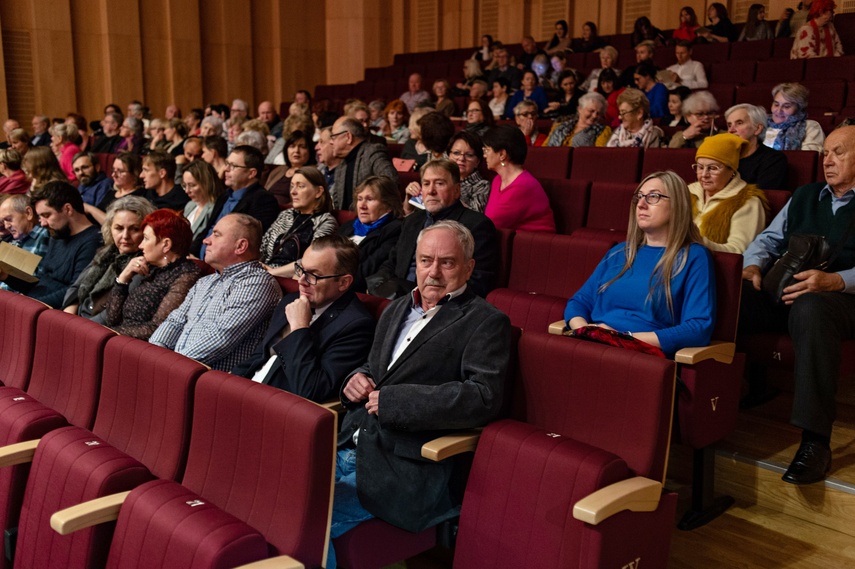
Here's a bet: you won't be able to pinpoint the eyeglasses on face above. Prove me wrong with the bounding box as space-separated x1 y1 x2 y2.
329 130 348 139
294 262 344 285
449 150 477 160
632 191 671 205
692 111 717 118
618 108 639 117
225 162 249 170
516 111 537 118
691 163 725 175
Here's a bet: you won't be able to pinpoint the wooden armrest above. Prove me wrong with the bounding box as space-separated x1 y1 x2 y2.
50 491 131 535
548 320 565 335
319 400 344 414
0 439 39 468
421 429 481 462
233 555 304 569
573 477 662 525
674 341 735 365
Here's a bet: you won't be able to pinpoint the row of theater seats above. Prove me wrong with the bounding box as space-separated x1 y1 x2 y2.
0 291 684 568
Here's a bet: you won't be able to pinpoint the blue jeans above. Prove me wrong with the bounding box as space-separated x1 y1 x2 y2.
327 448 375 569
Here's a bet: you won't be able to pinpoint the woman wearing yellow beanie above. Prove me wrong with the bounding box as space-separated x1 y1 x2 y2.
689 132 769 253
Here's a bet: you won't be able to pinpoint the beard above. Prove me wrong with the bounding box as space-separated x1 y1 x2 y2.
50 223 72 240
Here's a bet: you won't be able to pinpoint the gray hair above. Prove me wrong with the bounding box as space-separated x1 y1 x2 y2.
772 82 809 113
339 118 366 139
201 116 224 132
417 220 475 262
50 122 78 142
4 194 30 214
102 195 156 247
226 212 263 258
579 92 608 114
682 91 719 117
232 99 249 112
368 100 386 113
725 103 768 139
235 130 267 153
514 100 538 116
123 117 143 136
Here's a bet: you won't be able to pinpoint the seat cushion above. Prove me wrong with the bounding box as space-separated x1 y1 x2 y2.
106 479 269 569
334 519 436 569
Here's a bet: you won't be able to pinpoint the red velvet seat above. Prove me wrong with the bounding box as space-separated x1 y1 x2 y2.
803 55 855 82
452 333 678 569
92 372 337 569
0 311 113 568
356 292 392 321
94 153 117 179
710 61 755 85
772 37 794 58
690 42 730 64
755 59 804 84
0 291 46 391
11 337 206 569
802 79 847 113
706 83 736 110
782 150 818 191
729 39 773 61
539 178 589 235
570 147 641 183
764 189 791 223
641 147 697 184
493 227 516 289
572 181 637 241
333 208 357 225
735 83 775 108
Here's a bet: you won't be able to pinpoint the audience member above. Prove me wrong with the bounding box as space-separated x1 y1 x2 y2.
468 79 489 101
738 125 855 485
672 6 700 42
175 135 202 179
699 3 738 42
116 116 145 154
669 91 719 148
331 117 398 210
0 181 102 307
73 151 113 206
400 73 431 113
777 7 796 38
22 146 67 193
725 104 789 190
454 59 485 96
545 70 582 118
482 125 555 233
202 135 229 179
266 130 317 207
162 118 187 156
432 80 456 118
513 100 548 146
30 115 51 147
565 171 715 357
608 88 664 148
488 77 510 119
503 70 548 119
230 99 249 121
546 92 612 147
633 62 668 119
0 193 49 258
545 20 572 55
449 131 491 213
517 35 547 71
141 151 189 211
487 47 522 90
261 166 337 278
182 159 224 241
258 100 283 139
328 220 510 567
184 108 203 136
620 40 657 88
66 113 91 152
50 123 82 181
632 17 667 47
666 86 692 128
367 100 387 133
316 127 341 194
739 4 774 40
147 118 170 153
463 99 494 137
411 111 455 171
764 82 825 152
8 128 31 157
0 119 19 149
164 105 181 120
791 0 843 58
85 152 146 225
581 46 620 92
572 21 607 53
689 133 768 253
199 116 224 137
382 100 410 144
62 196 154 321
666 42 709 89
0 149 29 194
90 112 123 153
790 0 813 37
472 34 494 63
597 68 625 126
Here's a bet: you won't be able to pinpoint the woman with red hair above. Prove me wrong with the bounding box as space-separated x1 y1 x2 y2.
382 99 410 143
791 0 844 58
106 209 202 339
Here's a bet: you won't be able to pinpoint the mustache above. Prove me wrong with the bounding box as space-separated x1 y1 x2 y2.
423 277 445 287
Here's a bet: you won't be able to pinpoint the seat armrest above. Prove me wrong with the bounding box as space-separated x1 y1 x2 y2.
0 439 39 468
548 320 565 335
674 341 735 365
421 429 481 462
572 477 662 525
50 491 131 535
319 399 344 414
233 555 304 569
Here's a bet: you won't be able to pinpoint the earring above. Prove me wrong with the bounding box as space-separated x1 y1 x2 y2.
500 161 505 167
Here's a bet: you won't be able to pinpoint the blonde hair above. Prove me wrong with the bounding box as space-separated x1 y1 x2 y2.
601 170 701 318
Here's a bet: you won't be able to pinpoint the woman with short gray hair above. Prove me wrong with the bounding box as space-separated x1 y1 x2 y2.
546 92 612 147
669 91 719 148
764 82 824 152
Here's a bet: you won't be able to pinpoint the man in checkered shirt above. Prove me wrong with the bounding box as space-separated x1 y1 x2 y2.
150 213 282 371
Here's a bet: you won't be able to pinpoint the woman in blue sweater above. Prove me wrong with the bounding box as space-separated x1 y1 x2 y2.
564 170 716 357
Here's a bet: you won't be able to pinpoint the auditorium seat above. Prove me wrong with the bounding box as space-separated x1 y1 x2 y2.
539 178 590 235
729 39 773 61
772 37 795 58
691 41 730 64
0 291 45 391
356 292 391 321
735 83 774 108
525 146 573 181
333 208 357 225
354 80 375 101
641 147 697 184
494 227 516 289
453 332 677 569
765 189 791 222
95 153 117 179
782 150 818 191
570 147 641 183
755 59 804 84
364 67 384 81
50 372 337 569
572 181 637 240
710 61 755 85
803 55 855 82
705 84 736 110
802 79 847 113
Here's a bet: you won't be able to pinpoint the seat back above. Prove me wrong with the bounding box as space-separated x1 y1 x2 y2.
493 227 516 289
710 61 755 85
640 147 697 185
764 189 791 224
782 150 817 191
526 146 573 180
333 209 357 225
0 291 46 390
93 336 207 481
584 181 637 234
710 251 744 343
570 147 641 183
180 372 336 567
755 59 804 83
802 79 847 113
26 310 114 429
540 178 589 235
729 39 772 61
356 292 391 321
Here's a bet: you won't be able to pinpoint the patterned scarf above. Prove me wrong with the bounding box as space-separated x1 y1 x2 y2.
609 119 657 148
546 115 606 147
766 111 808 151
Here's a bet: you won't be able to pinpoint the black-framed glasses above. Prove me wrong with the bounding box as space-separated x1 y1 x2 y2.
449 150 477 160
225 162 249 170
294 262 344 285
633 191 671 205
329 130 348 139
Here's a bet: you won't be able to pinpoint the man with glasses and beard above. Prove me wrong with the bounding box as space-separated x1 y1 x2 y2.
0 180 101 307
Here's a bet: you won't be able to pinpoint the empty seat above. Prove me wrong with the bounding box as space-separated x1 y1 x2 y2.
525 146 572 180
710 61 755 85
641 147 698 184
539 178 590 235
782 150 818 191
570 147 641 183
772 37 795 58
729 39 773 61
802 80 847 112
706 83 736 110
691 42 730 63
0 291 46 391
573 181 638 238
735 83 775 108
755 59 804 84
803 55 855 82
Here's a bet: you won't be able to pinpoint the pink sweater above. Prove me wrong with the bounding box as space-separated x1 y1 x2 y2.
59 142 82 181
484 169 556 233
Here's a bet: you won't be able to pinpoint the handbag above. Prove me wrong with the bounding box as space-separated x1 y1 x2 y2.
564 325 666 358
762 234 831 303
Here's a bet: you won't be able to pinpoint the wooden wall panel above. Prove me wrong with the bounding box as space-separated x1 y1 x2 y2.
26 0 77 119
0 15 8 120
198 0 253 108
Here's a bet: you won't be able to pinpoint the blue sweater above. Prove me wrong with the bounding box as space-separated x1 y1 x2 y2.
503 87 549 119
645 83 669 119
564 243 716 357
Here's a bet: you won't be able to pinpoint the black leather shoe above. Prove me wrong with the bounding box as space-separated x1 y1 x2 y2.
782 442 831 485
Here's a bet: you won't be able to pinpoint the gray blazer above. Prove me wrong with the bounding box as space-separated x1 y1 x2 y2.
183 201 215 242
338 289 511 532
332 141 399 209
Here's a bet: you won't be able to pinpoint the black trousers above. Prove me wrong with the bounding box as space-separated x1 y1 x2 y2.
739 283 855 437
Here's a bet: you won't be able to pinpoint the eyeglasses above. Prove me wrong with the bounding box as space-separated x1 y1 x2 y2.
516 112 537 118
294 262 344 285
633 191 671 205
692 111 717 118
112 169 128 176
618 108 639 117
225 162 249 170
691 163 726 175
449 150 477 160
329 130 348 139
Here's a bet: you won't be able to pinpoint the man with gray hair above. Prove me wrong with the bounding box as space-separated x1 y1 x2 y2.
726 103 788 190
30 115 50 147
230 99 249 121
330 116 398 209
91 112 123 153
0 119 19 150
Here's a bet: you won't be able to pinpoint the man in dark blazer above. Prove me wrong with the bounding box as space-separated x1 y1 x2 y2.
331 117 398 210
328 221 510 565
231 235 375 402
191 145 279 256
367 158 498 298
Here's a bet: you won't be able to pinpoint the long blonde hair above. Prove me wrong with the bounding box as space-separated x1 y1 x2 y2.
600 170 702 318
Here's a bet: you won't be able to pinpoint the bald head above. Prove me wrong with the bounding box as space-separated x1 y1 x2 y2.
258 101 277 124
823 126 855 196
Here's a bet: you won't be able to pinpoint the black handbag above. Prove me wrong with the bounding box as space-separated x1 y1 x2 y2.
762 234 831 302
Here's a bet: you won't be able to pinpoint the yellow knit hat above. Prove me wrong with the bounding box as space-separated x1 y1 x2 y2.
695 133 747 172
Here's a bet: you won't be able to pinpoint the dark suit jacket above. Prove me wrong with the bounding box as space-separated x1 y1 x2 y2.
338 218 403 293
332 141 399 209
339 289 510 532
190 182 280 255
31 132 51 147
368 201 498 298
232 290 375 402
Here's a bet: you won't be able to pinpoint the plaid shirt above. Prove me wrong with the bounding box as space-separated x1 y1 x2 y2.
149 260 282 371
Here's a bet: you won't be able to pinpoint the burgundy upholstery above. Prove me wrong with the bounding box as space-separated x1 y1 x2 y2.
356 292 392 321
539 178 589 235
729 39 773 61
95 153 116 179
755 59 804 83
190 258 216 277
0 290 45 390
782 150 818 191
640 147 697 184
690 41 730 63
772 37 795 58
333 209 357 225
803 55 855 82
387 143 404 158
765 190 791 223
570 147 641 183
493 227 516 289
576 181 637 236
526 146 573 180
735 83 774 108
105 479 268 569
486 289 567 332
710 61 755 85
334 521 437 569
276 276 300 294
705 83 735 110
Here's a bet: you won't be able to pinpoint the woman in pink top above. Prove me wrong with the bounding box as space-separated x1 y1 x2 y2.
482 125 556 233
49 123 82 182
